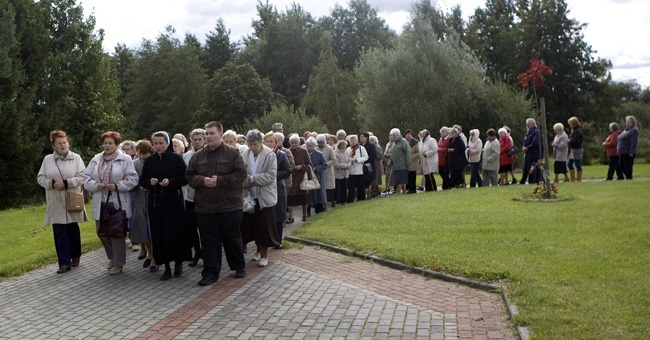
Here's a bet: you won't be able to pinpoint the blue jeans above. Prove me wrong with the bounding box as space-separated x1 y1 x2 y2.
568 158 582 172
469 162 482 187
607 156 623 180
52 223 81 266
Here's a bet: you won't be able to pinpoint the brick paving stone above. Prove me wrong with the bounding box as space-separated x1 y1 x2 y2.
2 226 515 340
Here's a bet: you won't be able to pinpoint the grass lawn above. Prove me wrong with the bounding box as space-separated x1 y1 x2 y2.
0 204 101 278
294 163 650 340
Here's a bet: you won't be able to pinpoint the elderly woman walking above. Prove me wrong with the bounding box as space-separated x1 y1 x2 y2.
316 134 336 207
418 129 438 192
307 137 329 213
618 115 639 179
602 123 624 180
287 134 313 222
38 130 88 274
85 131 138 275
551 123 569 183
241 130 279 267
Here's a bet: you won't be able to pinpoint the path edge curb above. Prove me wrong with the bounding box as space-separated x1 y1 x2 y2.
285 235 530 340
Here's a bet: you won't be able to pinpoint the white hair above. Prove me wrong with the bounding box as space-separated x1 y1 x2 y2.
336 129 346 137
305 137 317 147
369 135 378 143
526 118 537 126
498 128 508 135
316 134 326 143
289 133 300 143
389 128 401 136
439 126 449 134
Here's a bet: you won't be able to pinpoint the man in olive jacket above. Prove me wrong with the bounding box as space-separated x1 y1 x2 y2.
186 121 248 286
390 128 411 195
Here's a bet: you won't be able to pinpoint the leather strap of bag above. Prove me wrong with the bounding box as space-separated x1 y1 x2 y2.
105 190 123 210
53 158 70 192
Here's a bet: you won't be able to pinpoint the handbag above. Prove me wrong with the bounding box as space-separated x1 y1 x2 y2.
300 166 321 191
243 188 256 213
98 191 128 238
54 159 84 212
507 146 520 156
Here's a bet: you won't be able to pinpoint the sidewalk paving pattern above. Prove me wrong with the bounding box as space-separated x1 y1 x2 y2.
0 212 516 339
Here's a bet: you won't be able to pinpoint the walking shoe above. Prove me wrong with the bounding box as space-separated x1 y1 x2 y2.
198 277 218 286
149 265 159 273
174 263 183 278
57 266 71 274
252 252 261 261
259 258 268 267
160 271 172 281
143 258 152 268
235 269 246 278
107 260 113 270
132 244 140 252
109 266 122 275
286 218 294 224
71 258 80 267
188 253 201 267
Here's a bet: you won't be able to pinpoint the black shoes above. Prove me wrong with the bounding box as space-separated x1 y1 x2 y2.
160 270 172 281
174 263 183 278
188 253 201 267
198 277 218 286
235 269 246 278
143 258 152 268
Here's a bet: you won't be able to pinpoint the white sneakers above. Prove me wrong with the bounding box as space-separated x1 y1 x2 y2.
259 258 268 267
251 252 268 266
252 252 261 261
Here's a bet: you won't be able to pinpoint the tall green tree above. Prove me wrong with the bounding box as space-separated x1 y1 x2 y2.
319 0 395 70
129 26 206 137
195 62 274 130
241 1 321 109
302 32 360 133
203 19 235 76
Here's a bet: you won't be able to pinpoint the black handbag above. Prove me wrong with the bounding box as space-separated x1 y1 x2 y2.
507 146 520 156
98 191 128 238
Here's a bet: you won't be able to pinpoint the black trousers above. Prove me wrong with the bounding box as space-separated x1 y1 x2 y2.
439 165 451 190
335 178 347 204
619 154 635 179
521 156 540 184
185 201 201 256
407 171 417 193
196 210 246 281
346 174 365 203
423 172 437 192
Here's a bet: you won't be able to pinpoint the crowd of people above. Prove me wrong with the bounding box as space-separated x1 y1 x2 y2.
37 115 640 284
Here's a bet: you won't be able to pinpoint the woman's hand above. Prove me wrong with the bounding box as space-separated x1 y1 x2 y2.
96 184 105 191
150 178 159 186
53 180 66 190
160 178 170 187
106 183 117 191
295 165 303 171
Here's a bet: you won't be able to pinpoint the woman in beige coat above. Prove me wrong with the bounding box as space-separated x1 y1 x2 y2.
241 130 278 267
418 129 438 192
84 131 138 275
37 130 88 274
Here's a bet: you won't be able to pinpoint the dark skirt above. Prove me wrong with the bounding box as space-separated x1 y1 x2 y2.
498 164 513 174
148 208 192 264
287 193 308 206
241 202 279 248
554 161 567 174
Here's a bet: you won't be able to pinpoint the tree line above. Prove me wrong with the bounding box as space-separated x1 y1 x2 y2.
1 0 648 209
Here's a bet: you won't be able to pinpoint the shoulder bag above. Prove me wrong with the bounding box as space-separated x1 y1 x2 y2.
98 191 128 238
507 146 520 156
55 159 85 212
300 165 321 191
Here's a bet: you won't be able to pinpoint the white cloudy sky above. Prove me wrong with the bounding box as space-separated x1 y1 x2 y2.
80 0 650 87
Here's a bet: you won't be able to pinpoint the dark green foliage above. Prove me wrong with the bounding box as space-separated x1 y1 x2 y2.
195 62 274 130
203 19 235 76
238 105 329 137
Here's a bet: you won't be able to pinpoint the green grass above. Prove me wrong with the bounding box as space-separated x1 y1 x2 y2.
0 204 101 279
294 163 650 340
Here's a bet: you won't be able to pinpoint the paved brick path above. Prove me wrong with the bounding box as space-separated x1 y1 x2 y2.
0 214 516 339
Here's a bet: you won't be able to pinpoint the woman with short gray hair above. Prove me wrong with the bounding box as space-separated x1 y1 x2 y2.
617 115 639 179
602 122 623 180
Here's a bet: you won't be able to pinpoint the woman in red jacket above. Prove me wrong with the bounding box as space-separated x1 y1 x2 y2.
437 127 451 190
602 122 624 180
498 128 515 186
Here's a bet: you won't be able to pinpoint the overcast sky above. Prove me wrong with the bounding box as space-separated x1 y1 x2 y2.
80 0 650 87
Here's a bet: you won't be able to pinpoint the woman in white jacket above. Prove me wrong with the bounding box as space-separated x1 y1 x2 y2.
84 131 138 275
241 130 278 267
345 135 369 203
467 129 483 188
37 130 88 274
418 129 439 192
